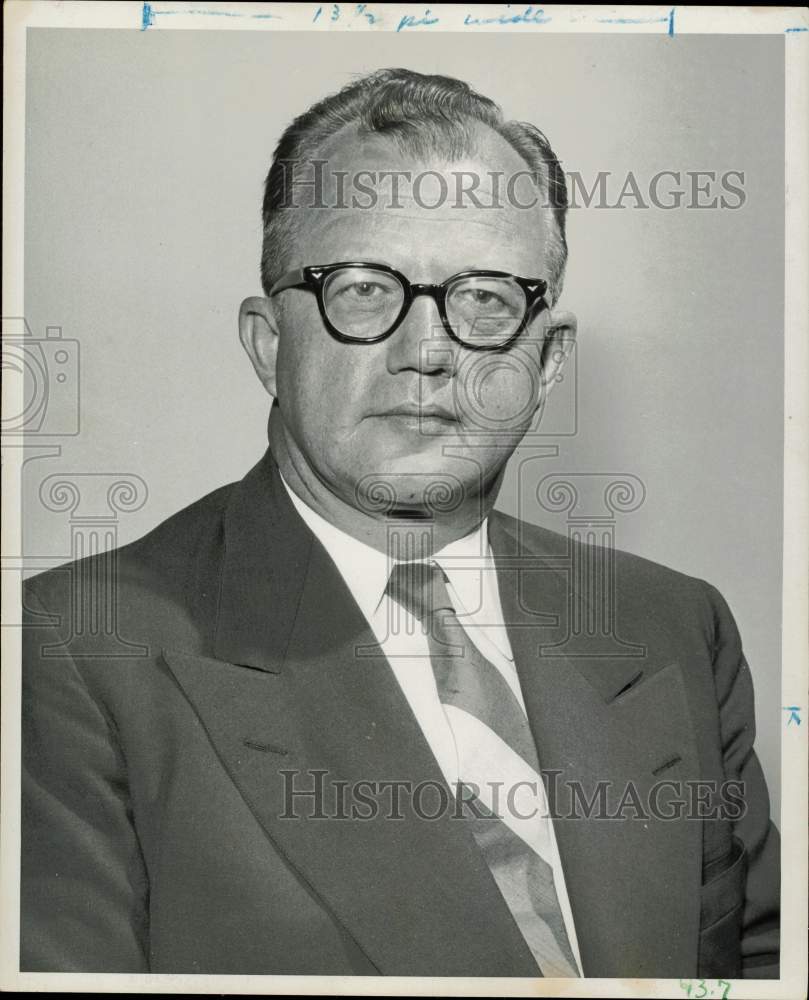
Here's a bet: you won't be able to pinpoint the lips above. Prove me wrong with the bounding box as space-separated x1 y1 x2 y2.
381 404 457 422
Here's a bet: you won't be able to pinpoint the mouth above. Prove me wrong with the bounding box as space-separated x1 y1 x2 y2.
380 405 458 423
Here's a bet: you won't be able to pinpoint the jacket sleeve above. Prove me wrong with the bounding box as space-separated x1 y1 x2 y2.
703 581 780 979
21 582 150 972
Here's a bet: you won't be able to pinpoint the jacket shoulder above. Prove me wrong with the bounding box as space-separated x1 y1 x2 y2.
493 508 722 634
24 481 237 610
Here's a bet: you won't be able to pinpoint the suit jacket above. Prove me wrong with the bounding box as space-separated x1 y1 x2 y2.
20 446 780 978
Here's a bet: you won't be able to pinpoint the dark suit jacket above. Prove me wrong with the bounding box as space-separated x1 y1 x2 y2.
21 447 779 977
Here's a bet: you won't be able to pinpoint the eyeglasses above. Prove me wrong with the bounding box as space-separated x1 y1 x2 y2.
268 262 548 351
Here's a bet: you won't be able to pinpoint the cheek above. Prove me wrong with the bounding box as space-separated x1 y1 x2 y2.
453 348 545 432
278 349 354 430
274 303 372 437
275 300 338 404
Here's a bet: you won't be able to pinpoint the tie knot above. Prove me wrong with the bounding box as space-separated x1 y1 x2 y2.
385 561 454 622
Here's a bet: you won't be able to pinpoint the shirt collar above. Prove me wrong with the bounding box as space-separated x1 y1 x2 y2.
280 474 389 625
279 472 510 660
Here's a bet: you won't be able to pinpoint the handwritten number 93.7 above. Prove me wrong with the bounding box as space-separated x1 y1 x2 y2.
680 981 732 999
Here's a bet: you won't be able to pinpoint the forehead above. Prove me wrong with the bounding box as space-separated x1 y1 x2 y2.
289 123 551 277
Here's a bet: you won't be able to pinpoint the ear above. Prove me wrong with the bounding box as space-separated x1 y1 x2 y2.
239 296 282 398
539 308 577 398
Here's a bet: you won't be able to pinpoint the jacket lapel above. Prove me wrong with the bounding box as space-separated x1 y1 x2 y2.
164 450 539 976
489 513 702 977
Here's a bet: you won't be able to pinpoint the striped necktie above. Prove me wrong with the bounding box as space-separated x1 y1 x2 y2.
386 560 581 978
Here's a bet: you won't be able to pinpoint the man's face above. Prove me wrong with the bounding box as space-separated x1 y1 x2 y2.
262 125 567 514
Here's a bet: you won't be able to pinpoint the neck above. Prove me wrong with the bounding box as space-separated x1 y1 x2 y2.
269 412 502 557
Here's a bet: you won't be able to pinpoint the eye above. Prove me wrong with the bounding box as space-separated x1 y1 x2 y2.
325 269 402 305
450 283 517 313
461 287 506 306
340 281 390 299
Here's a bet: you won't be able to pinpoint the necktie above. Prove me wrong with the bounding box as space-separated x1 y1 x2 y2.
386 560 581 978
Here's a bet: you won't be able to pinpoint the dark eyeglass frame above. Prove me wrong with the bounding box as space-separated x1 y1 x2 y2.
268 261 548 351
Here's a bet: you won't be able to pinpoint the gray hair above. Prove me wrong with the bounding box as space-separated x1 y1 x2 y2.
261 68 569 304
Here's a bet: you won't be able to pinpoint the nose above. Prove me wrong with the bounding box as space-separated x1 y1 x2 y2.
385 293 458 377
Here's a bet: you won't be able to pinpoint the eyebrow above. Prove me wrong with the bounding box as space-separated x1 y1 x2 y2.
325 260 504 275
335 258 396 268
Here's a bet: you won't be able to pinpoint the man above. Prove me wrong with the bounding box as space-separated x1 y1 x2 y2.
21 68 779 978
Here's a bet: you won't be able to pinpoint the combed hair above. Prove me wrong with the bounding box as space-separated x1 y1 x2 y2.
261 68 569 303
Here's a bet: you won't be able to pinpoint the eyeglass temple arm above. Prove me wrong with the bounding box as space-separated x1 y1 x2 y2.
268 268 307 297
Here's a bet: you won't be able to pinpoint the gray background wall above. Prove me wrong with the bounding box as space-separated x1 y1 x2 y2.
22 30 784 816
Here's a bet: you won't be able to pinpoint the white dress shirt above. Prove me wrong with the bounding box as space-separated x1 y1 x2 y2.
280 474 582 971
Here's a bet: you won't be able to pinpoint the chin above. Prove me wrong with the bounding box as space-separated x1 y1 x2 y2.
348 448 484 519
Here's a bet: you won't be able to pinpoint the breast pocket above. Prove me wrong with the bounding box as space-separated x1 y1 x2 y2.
698 836 747 978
